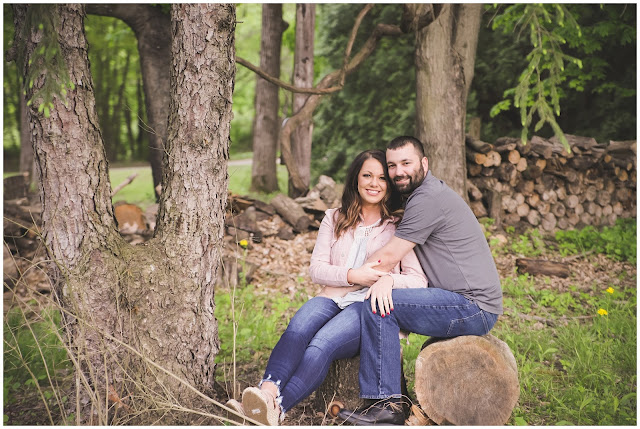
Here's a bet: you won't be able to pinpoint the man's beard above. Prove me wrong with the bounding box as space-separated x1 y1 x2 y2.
393 164 426 194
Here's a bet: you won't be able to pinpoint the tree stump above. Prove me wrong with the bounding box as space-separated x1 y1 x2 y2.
414 335 519 425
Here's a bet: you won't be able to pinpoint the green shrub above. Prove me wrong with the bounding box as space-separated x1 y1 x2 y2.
555 218 636 263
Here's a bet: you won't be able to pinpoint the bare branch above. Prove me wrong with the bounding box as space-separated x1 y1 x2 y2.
235 57 343 95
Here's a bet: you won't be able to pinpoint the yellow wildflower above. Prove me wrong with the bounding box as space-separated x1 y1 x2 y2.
239 239 249 249
606 287 614 294
597 308 608 316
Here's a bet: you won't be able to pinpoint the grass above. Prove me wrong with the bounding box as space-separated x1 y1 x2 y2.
3 160 636 425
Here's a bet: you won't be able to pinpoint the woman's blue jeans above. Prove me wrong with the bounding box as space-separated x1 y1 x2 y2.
262 297 362 412
358 287 499 399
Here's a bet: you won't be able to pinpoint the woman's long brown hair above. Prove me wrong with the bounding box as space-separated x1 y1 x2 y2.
333 150 401 238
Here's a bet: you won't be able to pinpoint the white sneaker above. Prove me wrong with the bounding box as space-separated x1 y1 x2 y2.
242 386 280 426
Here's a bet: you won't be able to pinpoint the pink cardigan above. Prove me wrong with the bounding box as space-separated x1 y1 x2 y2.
309 208 427 294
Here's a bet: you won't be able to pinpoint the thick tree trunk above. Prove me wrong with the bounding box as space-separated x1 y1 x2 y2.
288 3 315 198
415 4 482 200
16 4 234 424
251 4 285 193
86 4 170 201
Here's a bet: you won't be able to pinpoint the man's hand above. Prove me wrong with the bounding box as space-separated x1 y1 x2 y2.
365 275 394 316
347 261 388 286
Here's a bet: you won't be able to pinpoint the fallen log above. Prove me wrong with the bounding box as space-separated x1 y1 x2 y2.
515 258 570 278
271 194 310 232
414 335 519 426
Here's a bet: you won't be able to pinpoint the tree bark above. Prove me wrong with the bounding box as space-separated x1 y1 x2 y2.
415 4 482 200
86 4 171 201
16 4 234 424
288 3 316 198
251 4 286 193
19 90 35 182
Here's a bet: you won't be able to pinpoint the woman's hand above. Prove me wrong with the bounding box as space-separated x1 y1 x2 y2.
347 261 388 286
365 275 394 316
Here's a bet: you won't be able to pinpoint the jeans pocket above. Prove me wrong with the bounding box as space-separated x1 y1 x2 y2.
446 311 489 337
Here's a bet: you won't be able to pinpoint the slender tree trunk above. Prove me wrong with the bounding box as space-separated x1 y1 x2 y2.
15 4 235 424
415 4 481 200
86 4 171 201
288 3 315 198
19 91 35 180
250 4 286 193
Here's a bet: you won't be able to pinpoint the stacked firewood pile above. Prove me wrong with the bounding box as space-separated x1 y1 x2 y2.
465 134 636 231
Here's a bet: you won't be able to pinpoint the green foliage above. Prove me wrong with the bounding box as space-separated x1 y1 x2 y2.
4 305 70 406
477 4 636 144
555 218 637 264
311 4 415 183
510 228 546 257
215 283 308 366
491 4 583 149
495 283 636 425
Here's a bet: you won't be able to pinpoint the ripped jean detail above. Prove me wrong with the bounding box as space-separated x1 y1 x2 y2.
259 374 285 420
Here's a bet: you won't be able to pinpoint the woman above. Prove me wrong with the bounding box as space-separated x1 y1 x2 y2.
227 150 427 425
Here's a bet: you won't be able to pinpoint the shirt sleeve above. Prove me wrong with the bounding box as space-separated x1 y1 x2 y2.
309 210 352 287
394 190 443 245
388 248 428 289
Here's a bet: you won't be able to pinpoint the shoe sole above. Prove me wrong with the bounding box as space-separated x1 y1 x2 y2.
225 399 246 425
242 387 278 425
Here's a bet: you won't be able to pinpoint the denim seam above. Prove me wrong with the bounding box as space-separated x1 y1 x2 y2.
445 310 484 336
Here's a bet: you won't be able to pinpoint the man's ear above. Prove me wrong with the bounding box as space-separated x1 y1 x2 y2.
422 157 429 174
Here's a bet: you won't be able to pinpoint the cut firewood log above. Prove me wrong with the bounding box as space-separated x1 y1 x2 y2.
514 193 525 205
526 209 540 226
541 189 558 204
557 217 569 230
507 150 521 165
567 212 580 226
504 212 521 225
529 136 554 158
612 201 624 215
584 185 597 202
501 196 518 214
527 193 540 208
555 185 567 201
516 257 570 278
596 190 611 207
551 203 566 218
541 213 557 231
522 165 542 180
414 335 519 426
607 139 636 155
566 194 580 209
465 135 493 154
537 201 551 216
516 203 530 218
470 200 488 218
466 148 487 165
515 180 535 196
483 151 502 168
495 142 517 154
468 163 483 176
535 158 547 171
574 203 584 216
515 157 528 172
271 194 310 232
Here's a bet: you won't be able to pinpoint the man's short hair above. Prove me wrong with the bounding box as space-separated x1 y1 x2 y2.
387 136 426 159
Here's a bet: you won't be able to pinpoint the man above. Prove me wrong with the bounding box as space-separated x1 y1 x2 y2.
338 136 503 425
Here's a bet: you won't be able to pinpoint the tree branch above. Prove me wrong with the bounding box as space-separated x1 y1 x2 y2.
235 57 343 95
282 20 405 192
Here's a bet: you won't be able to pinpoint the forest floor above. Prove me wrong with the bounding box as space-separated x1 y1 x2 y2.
4 219 637 425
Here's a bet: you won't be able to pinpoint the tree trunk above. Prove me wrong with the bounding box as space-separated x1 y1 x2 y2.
16 4 234 424
415 4 482 200
288 3 315 198
251 4 285 193
19 90 35 182
86 4 171 201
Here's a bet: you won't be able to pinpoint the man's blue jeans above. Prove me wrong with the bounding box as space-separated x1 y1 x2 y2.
262 297 362 412
358 287 499 399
